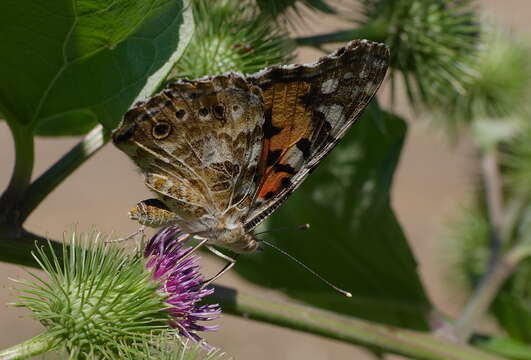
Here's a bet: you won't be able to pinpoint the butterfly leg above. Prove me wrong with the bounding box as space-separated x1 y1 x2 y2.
106 225 146 243
201 246 239 288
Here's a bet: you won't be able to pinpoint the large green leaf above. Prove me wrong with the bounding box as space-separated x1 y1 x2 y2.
234 105 431 329
0 0 193 135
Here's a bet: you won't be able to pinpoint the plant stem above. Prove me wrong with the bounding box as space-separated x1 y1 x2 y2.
481 149 505 268
295 21 388 48
210 285 503 360
0 334 55 360
0 228 63 268
452 253 514 342
451 148 508 342
20 125 109 222
0 122 34 227
452 242 531 343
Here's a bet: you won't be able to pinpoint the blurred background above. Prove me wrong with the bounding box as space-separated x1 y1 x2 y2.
1 0 530 358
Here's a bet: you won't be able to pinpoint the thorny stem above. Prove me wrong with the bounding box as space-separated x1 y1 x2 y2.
210 286 503 360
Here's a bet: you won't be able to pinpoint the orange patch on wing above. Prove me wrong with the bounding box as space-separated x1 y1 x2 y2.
264 81 312 150
258 171 291 199
257 81 313 199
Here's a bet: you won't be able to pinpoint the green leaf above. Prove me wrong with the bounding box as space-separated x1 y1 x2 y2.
477 337 531 360
234 105 430 329
0 0 194 135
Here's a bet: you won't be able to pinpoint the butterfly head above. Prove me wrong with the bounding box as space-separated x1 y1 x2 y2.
193 221 260 253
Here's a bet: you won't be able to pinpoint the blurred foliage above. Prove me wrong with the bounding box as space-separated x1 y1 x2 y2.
359 0 479 107
448 202 531 345
172 0 294 79
435 28 531 138
236 104 430 330
254 0 336 19
502 124 531 197
447 205 490 286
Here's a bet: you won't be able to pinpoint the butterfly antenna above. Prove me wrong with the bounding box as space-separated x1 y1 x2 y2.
255 223 310 235
260 239 352 298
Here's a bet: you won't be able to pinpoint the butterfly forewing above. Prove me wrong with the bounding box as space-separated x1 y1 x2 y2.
244 40 390 231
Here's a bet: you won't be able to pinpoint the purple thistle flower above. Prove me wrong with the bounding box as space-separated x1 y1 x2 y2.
144 227 221 343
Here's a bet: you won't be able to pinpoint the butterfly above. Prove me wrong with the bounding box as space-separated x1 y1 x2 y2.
112 39 389 255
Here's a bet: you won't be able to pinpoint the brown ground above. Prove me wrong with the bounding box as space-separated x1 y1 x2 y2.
1 1 530 358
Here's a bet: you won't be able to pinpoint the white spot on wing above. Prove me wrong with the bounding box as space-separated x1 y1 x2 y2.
343 72 354 80
318 104 345 129
321 78 339 94
359 65 368 79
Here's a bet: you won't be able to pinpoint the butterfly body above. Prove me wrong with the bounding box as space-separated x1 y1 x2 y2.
113 40 389 253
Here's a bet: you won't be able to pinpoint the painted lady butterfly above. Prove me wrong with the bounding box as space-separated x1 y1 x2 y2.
113 39 389 255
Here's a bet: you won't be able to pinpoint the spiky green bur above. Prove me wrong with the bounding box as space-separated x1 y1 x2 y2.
14 232 173 358
454 28 531 142
112 334 230 360
172 0 294 79
359 0 479 107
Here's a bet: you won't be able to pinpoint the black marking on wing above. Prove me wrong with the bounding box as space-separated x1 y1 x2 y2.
244 39 390 232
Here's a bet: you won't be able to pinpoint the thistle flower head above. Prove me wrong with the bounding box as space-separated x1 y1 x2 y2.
145 227 221 343
14 230 220 358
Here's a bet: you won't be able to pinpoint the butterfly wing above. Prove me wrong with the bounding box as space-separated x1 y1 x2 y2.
244 40 390 231
113 74 265 233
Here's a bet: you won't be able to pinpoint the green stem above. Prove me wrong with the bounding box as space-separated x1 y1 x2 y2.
452 243 531 342
0 333 55 360
210 285 503 360
451 148 508 342
481 149 504 269
0 122 34 227
20 125 109 222
452 256 513 342
0 228 62 268
295 21 388 48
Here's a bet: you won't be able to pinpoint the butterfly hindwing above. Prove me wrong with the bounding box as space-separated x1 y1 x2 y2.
244 40 390 231
115 74 265 233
